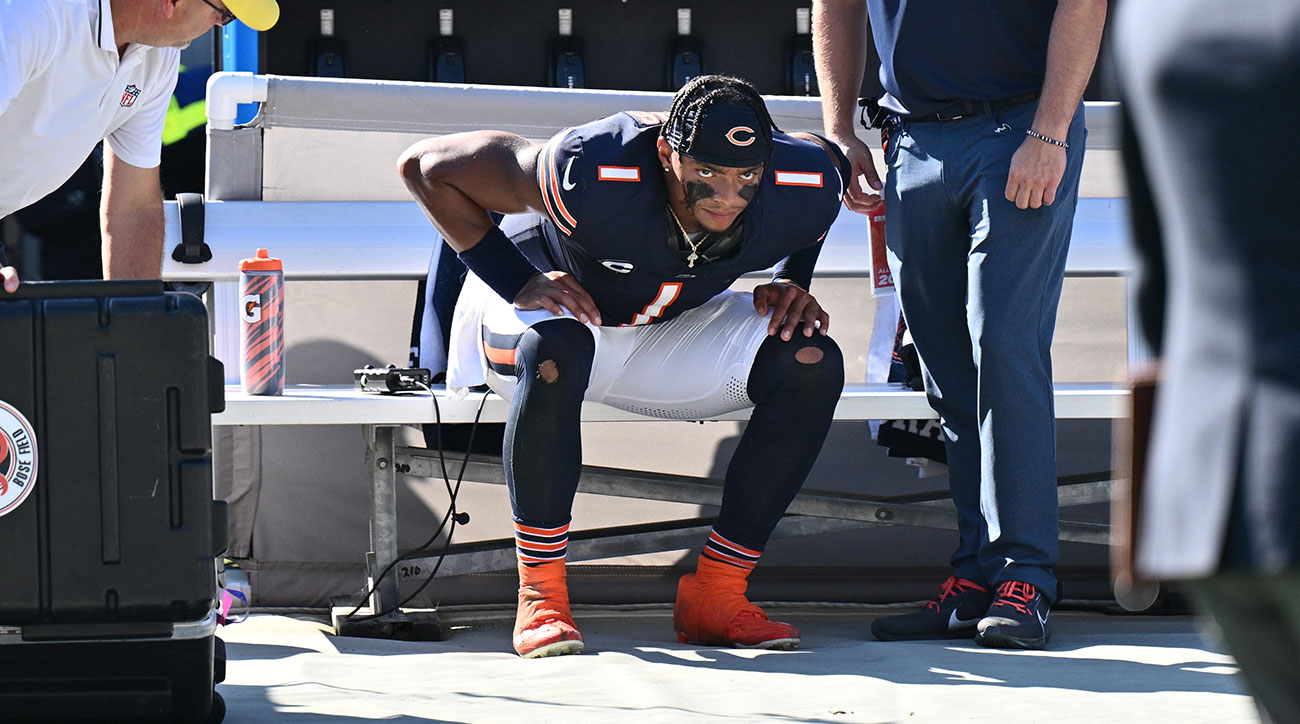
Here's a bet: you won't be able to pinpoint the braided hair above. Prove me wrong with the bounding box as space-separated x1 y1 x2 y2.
662 75 780 160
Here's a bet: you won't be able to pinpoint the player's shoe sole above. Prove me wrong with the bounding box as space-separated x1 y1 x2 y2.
514 619 585 658
519 638 586 659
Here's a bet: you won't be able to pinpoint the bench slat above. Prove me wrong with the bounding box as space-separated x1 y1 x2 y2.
214 382 1128 426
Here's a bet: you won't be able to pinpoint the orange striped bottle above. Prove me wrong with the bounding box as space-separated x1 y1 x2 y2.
239 248 285 395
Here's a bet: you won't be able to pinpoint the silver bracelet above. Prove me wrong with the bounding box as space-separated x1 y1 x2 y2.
1026 128 1069 149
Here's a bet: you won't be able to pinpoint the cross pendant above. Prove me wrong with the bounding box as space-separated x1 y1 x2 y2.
686 252 698 268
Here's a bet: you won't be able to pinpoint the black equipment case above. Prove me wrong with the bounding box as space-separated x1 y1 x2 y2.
0 281 227 723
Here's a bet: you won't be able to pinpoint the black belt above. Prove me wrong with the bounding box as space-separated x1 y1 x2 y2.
907 92 1039 123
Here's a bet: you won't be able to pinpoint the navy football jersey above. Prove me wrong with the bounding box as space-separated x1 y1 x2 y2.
504 111 848 327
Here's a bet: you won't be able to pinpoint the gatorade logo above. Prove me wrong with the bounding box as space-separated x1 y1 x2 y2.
242 293 262 323
725 126 756 147
0 400 38 518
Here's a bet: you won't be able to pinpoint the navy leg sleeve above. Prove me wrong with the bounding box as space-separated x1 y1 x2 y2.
715 333 845 550
504 319 595 526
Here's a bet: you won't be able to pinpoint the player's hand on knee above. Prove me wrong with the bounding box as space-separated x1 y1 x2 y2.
754 281 829 340
1 265 19 294
514 271 602 326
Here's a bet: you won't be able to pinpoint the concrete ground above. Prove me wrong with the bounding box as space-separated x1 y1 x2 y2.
216 605 1258 724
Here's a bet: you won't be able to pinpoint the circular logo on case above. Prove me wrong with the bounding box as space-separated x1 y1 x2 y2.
0 400 38 518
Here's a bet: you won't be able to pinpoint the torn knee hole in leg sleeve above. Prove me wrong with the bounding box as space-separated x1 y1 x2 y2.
795 346 824 365
537 360 560 383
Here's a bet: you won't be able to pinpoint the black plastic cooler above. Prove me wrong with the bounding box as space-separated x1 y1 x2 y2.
0 281 227 723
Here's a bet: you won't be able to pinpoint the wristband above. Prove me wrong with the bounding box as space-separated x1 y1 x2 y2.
1025 128 1069 149
457 227 539 302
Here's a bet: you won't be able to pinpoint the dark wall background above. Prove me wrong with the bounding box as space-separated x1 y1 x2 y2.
259 1 859 95
255 1 1119 98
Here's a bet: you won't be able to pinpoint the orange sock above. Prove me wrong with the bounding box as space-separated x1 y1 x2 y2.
513 560 584 658
673 553 800 649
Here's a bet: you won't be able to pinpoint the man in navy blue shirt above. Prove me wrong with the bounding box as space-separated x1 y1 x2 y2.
400 75 850 658
814 0 1106 649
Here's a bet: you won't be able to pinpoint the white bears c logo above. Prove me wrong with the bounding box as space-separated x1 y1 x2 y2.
0 400 38 518
242 293 262 323
725 126 756 147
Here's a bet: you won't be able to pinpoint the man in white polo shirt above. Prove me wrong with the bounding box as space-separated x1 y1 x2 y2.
0 0 280 292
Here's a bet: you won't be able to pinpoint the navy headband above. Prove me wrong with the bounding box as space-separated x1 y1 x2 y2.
665 102 771 168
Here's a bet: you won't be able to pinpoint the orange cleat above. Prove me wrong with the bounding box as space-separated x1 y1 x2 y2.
512 560 584 658
672 554 800 649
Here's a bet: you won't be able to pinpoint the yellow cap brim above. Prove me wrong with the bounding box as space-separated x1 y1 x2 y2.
225 0 279 31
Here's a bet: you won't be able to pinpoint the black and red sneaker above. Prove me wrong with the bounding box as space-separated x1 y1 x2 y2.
871 576 993 641
975 580 1051 650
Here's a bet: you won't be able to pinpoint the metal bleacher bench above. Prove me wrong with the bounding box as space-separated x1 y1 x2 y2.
160 191 1136 631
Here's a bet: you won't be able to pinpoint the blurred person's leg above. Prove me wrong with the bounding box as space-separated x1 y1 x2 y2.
1187 572 1300 724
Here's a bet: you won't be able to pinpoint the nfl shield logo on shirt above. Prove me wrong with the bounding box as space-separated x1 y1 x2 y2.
120 84 141 107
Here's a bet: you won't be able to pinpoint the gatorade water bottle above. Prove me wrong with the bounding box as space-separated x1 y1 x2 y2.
239 248 285 395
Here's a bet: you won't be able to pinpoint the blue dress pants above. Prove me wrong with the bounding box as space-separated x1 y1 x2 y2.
883 100 1087 602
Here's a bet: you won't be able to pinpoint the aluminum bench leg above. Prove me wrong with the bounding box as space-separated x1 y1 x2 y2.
331 424 442 641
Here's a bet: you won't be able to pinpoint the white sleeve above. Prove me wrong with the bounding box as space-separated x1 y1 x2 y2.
104 48 180 169
0 1 59 118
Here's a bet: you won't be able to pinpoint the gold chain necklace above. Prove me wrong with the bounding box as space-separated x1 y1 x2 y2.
667 205 709 268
